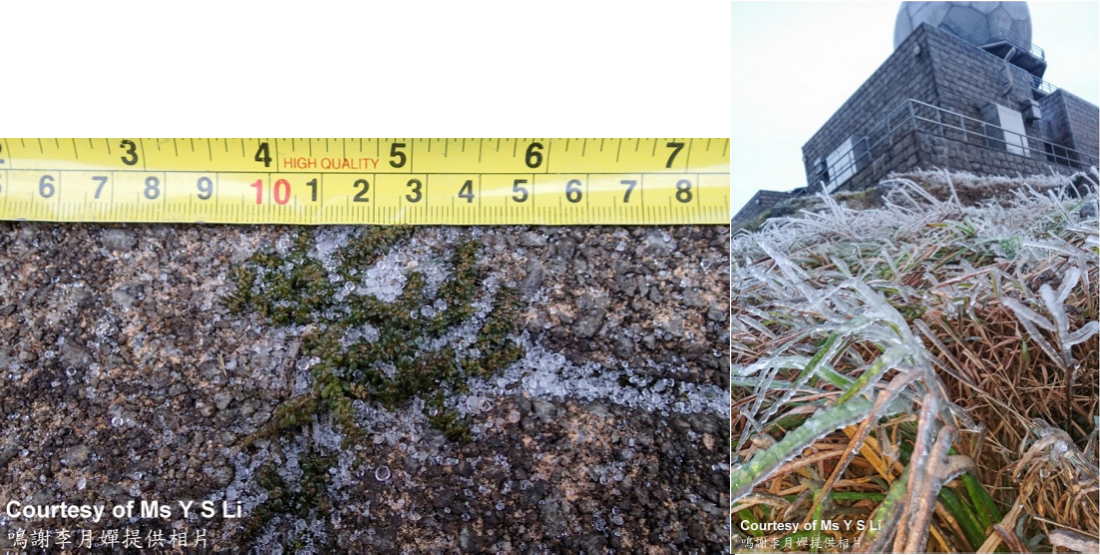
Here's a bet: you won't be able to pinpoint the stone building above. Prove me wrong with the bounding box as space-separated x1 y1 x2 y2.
731 189 797 226
734 1 1099 226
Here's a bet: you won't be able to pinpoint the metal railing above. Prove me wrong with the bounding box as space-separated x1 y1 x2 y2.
811 99 1098 192
957 27 1045 60
1030 75 1059 96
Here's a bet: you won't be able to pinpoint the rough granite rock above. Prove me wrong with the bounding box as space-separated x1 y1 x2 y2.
0 223 730 553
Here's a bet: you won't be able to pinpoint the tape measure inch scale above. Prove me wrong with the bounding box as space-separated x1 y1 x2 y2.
0 138 728 225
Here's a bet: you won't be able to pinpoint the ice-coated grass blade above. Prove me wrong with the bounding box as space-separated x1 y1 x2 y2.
733 169 1099 553
811 486 826 553
835 345 908 405
731 396 875 503
861 466 910 552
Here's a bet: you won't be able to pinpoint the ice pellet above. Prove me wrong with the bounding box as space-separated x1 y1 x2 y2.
374 466 391 482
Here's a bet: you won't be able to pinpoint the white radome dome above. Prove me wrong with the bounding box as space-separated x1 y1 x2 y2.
894 1 1032 49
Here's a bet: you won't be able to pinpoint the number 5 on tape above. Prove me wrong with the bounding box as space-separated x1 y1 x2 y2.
0 138 730 225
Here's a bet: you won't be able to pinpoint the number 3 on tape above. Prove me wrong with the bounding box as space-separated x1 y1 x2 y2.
0 138 729 225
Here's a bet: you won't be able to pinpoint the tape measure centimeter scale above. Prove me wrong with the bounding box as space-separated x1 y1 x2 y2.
0 138 729 225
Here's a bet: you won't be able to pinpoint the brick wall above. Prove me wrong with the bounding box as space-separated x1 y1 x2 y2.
838 130 923 192
732 190 793 225
917 129 1078 177
801 22 1058 191
801 25 939 190
829 126 1078 196
923 23 1038 133
1038 90 1099 167
827 122 1084 196
1061 90 1100 158
1040 90 1075 149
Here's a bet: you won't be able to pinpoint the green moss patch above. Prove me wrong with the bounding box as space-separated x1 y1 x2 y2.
230 226 525 448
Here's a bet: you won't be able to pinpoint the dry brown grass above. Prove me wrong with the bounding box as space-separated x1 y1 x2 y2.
732 170 1100 553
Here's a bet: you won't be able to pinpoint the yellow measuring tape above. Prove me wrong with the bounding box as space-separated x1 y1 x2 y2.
0 138 728 225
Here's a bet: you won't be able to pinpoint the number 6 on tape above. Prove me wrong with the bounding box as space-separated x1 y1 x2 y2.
0 138 730 225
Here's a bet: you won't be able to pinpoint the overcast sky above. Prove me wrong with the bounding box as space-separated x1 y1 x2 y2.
731 1 1100 215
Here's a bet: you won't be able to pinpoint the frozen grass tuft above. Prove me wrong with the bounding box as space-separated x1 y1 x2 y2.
732 169 1099 553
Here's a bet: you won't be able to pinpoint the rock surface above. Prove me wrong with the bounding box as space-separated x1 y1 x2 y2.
0 223 730 552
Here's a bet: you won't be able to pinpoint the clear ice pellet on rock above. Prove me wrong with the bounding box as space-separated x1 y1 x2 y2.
374 466 391 482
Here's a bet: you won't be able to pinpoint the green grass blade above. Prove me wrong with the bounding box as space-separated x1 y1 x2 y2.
731 396 874 502
819 491 886 502
736 508 765 538
811 487 825 554
863 467 910 549
788 331 843 392
835 345 907 405
939 486 985 551
962 472 1002 528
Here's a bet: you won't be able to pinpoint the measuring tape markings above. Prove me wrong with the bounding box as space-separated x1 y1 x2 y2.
0 139 729 225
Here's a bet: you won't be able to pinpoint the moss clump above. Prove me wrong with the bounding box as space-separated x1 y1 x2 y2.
462 286 526 378
230 227 526 549
228 227 525 447
429 239 479 333
242 450 336 547
337 225 415 281
227 230 333 326
224 265 256 313
426 395 472 443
